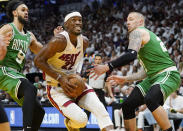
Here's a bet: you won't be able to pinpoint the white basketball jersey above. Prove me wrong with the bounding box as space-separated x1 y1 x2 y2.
46 31 84 86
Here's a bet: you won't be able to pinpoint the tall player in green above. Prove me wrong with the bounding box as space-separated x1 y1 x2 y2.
0 0 45 131
90 12 180 131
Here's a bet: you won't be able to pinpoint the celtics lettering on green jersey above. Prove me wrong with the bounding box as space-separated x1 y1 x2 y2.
0 23 31 72
138 27 175 77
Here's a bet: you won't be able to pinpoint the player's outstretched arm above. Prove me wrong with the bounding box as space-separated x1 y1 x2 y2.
88 29 143 79
29 32 43 54
107 67 146 86
107 29 142 70
124 66 146 82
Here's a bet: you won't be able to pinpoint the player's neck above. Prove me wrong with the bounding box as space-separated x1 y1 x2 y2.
69 33 78 45
13 20 24 33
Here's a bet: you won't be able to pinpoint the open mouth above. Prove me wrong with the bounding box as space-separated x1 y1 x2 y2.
24 16 28 20
75 26 81 31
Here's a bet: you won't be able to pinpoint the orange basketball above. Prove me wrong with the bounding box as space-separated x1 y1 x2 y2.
67 74 85 98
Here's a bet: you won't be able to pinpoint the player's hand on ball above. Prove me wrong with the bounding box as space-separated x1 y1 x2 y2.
107 75 127 85
58 76 77 97
58 74 85 99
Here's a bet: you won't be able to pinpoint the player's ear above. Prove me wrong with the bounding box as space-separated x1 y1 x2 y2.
139 19 144 25
12 10 17 17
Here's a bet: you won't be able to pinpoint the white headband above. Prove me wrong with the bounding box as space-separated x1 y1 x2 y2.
64 12 82 23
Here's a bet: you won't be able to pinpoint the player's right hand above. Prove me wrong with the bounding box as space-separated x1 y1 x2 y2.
58 76 77 97
107 75 127 86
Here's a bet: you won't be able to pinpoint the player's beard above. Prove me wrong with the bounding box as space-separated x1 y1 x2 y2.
73 27 82 36
18 15 28 25
72 29 82 36
74 32 81 36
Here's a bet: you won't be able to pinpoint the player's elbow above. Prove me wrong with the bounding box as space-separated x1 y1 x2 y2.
0 53 6 60
34 55 43 68
0 55 5 60
0 47 7 60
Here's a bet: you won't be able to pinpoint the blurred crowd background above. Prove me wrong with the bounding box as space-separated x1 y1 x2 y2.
0 0 183 130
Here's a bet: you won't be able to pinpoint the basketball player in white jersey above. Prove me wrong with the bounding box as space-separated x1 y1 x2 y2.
34 12 113 131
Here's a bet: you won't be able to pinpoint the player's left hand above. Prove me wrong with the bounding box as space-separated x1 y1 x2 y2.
107 75 127 85
87 64 109 80
53 26 64 36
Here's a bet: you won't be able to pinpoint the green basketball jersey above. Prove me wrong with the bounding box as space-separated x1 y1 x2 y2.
138 27 175 77
0 23 31 72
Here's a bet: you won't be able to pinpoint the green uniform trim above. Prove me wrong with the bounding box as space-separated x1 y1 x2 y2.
137 70 181 102
0 66 25 106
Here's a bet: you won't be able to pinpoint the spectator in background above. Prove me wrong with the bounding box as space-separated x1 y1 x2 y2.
83 54 114 124
163 91 183 130
137 105 157 131
113 85 134 131
114 108 124 131
33 76 42 89
33 76 44 100
84 54 114 107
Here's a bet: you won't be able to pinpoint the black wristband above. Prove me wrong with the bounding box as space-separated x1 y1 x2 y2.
108 63 114 72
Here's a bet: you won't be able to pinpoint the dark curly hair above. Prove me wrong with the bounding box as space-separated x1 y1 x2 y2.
6 0 24 20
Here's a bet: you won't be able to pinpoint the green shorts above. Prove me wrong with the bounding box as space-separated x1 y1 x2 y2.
0 66 25 106
137 71 181 102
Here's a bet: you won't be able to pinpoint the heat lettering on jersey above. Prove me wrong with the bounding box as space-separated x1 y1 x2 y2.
59 51 81 70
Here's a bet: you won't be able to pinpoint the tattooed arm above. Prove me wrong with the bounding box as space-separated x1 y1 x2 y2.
88 29 143 79
106 29 142 70
128 29 142 52
125 66 146 81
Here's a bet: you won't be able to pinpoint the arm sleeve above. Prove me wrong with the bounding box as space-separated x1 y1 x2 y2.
108 49 137 71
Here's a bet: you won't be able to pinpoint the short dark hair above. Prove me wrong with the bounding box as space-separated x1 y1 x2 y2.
95 54 102 58
6 0 24 20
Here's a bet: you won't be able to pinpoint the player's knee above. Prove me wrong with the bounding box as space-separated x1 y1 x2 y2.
144 94 158 112
93 102 108 117
20 78 37 95
144 84 164 112
75 112 88 128
121 101 135 119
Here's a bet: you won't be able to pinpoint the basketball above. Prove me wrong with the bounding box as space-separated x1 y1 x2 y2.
67 74 85 98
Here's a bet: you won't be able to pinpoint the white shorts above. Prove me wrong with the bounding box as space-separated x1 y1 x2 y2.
46 83 94 114
46 83 113 129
